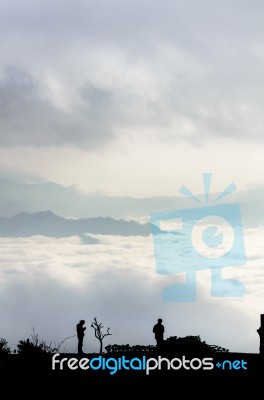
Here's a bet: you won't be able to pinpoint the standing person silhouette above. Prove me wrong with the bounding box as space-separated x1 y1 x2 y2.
76 320 86 355
153 318 165 349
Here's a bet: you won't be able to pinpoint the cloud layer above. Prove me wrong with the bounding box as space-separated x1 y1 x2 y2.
0 228 263 354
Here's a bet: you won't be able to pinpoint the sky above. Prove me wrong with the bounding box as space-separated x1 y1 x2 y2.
0 0 264 196
0 0 264 355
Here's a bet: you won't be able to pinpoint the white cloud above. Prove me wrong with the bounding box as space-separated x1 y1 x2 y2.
0 228 263 354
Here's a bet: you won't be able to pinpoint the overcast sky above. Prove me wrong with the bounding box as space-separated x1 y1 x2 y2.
0 0 264 195
0 0 264 356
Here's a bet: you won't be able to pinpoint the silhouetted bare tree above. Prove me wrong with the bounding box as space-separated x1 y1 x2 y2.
91 317 112 354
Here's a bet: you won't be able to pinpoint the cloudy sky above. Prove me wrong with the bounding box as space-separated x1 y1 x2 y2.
0 0 264 195
0 0 264 356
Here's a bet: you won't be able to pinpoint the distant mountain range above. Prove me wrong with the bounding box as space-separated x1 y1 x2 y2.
0 177 263 227
0 177 189 219
0 210 152 241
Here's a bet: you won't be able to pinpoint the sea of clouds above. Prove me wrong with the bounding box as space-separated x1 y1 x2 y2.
0 226 263 355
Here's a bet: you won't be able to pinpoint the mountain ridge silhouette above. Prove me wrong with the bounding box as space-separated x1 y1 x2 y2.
0 210 152 239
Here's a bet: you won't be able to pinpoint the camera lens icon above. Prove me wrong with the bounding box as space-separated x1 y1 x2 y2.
151 203 246 273
191 215 234 259
150 174 247 301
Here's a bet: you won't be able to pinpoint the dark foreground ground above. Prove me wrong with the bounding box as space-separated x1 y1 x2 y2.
1 351 263 391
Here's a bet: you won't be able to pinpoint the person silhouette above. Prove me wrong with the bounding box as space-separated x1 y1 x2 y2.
76 320 86 355
153 318 165 349
257 314 264 355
